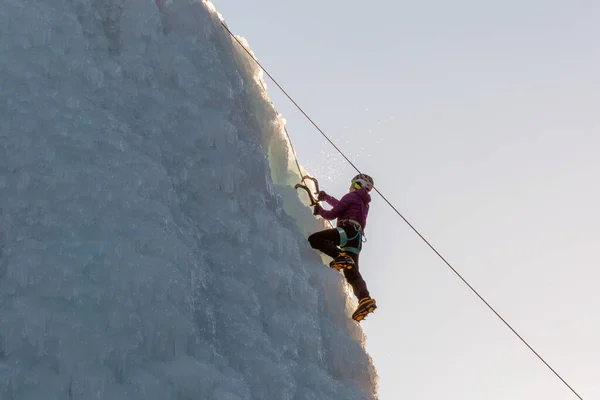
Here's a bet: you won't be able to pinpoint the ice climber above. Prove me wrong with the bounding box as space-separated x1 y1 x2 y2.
308 174 377 321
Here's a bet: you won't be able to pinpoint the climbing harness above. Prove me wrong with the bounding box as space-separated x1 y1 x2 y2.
219 18 584 400
336 226 361 255
338 219 362 233
337 219 366 245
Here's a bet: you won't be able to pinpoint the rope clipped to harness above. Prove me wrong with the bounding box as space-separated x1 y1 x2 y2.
295 175 320 206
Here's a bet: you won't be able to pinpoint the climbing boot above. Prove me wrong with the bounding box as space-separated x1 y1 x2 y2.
352 297 377 322
329 252 355 271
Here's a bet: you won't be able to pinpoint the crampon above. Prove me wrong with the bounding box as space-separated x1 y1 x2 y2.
352 297 377 322
329 252 355 271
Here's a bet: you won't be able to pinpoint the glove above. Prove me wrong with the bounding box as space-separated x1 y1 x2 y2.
313 204 322 216
317 191 327 201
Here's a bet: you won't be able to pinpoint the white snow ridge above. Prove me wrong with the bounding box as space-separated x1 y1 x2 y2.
0 1 378 399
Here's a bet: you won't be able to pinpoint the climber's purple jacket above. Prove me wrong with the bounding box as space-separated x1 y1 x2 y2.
316 188 371 230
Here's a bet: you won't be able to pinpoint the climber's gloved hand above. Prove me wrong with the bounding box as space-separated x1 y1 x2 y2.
313 204 322 216
316 191 327 201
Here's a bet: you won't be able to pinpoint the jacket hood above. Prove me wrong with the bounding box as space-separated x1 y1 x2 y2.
355 187 371 205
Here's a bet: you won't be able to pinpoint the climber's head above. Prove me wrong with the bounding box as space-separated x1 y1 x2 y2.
350 174 374 192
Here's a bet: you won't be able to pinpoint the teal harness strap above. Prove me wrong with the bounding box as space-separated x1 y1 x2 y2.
337 227 362 255
336 227 348 247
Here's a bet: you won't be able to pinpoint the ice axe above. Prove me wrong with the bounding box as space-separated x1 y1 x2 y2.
294 175 320 206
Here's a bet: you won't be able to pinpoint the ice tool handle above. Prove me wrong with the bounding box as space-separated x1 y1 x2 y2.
295 175 320 206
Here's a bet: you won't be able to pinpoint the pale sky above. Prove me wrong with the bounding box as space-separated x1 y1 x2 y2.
213 1 600 399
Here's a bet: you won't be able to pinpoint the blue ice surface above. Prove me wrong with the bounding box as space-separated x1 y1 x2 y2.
0 1 378 399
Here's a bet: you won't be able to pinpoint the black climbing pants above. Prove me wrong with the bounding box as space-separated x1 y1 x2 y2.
308 225 370 300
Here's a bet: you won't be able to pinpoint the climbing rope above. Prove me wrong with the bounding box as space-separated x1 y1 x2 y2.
282 126 303 180
282 126 333 229
219 20 584 400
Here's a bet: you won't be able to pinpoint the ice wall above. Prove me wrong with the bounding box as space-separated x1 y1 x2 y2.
0 0 378 398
